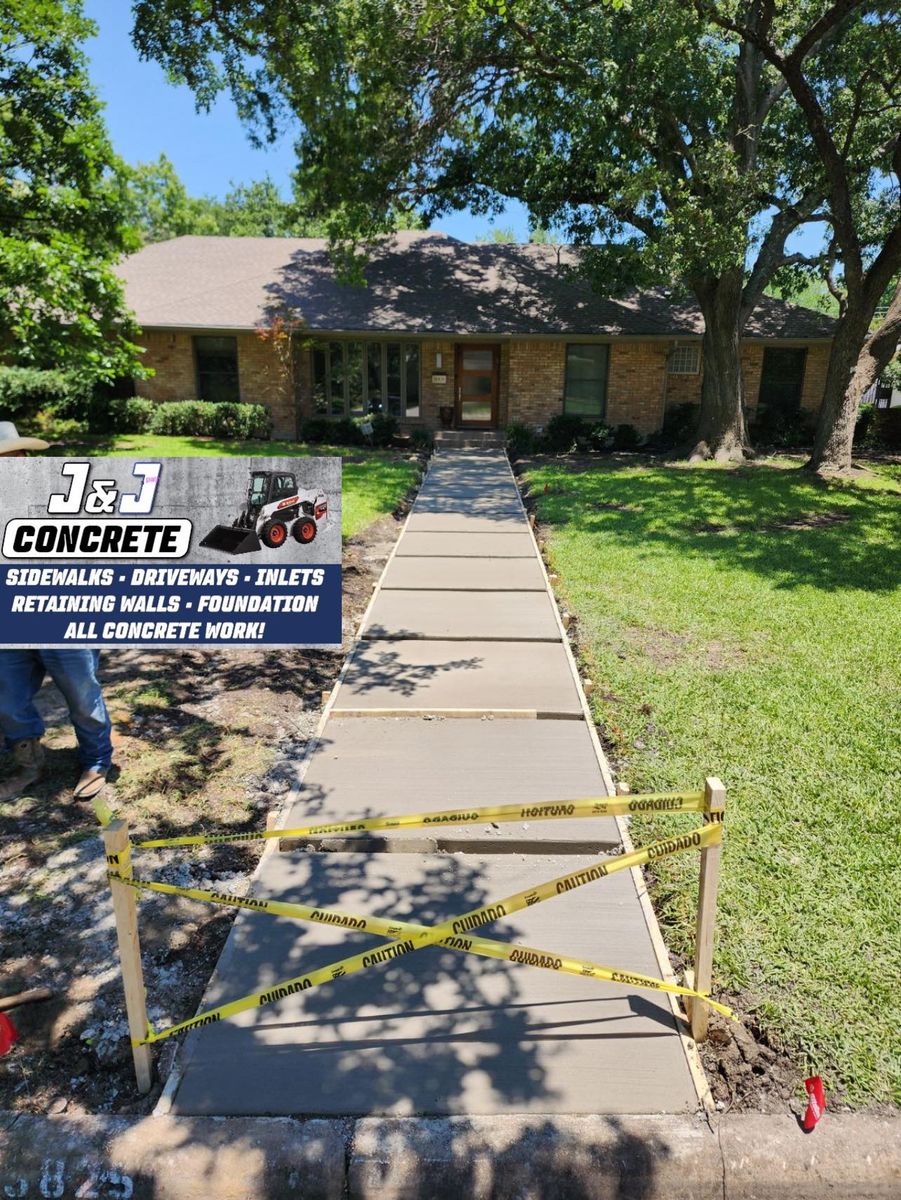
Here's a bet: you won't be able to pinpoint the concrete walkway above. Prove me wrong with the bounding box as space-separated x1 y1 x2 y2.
166 451 701 1117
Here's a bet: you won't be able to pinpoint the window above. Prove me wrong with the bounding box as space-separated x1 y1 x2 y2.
758 348 806 415
312 341 421 418
668 345 701 375
194 336 239 403
564 344 609 417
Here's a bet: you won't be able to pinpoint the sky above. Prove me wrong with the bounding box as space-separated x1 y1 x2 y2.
83 1 822 258
82 0 530 242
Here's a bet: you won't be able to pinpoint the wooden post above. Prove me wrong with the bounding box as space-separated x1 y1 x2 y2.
102 818 153 1093
690 777 725 1043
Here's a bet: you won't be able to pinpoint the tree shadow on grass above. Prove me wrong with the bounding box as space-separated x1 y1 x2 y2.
531 459 900 593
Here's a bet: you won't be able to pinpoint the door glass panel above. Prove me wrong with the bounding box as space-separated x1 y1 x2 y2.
462 349 494 371
347 342 364 414
461 399 492 422
463 375 493 396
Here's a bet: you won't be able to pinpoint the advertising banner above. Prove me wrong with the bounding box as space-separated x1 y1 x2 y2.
0 457 342 648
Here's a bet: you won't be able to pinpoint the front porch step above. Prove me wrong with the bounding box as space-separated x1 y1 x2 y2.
434 430 507 450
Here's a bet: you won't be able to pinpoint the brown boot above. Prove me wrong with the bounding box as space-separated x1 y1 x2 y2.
0 738 45 802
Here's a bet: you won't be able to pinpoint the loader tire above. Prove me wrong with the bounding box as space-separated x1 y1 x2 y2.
260 519 288 548
293 517 317 545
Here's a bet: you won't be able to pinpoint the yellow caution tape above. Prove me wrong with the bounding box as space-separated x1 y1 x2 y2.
93 796 115 828
115 822 724 1045
133 791 707 850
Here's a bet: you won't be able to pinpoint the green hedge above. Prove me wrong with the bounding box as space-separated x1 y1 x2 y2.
0 367 90 423
147 400 271 439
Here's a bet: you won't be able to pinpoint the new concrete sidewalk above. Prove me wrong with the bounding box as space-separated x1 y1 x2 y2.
164 449 701 1118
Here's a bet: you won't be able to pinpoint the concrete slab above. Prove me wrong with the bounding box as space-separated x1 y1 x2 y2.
381 557 547 591
396 532 536 558
282 718 617 849
332 640 583 716
405 513 527 533
170 852 698 1117
362 591 561 642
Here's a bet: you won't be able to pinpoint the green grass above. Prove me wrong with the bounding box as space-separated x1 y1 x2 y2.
526 456 901 1107
52 434 420 539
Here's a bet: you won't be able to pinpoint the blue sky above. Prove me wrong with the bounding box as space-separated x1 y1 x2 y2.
83 1 821 256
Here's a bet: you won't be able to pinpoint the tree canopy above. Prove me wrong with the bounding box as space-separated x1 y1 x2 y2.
0 0 141 382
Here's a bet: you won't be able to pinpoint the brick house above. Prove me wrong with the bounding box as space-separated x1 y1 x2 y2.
117 231 835 440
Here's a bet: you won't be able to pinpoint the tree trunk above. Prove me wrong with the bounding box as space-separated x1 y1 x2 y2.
691 272 751 462
807 284 899 474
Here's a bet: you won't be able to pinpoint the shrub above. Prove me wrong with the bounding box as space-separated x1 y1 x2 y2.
750 406 815 449
300 416 336 444
408 428 433 451
506 421 539 455
854 403 875 447
104 398 155 434
657 402 699 450
148 400 271 439
613 423 641 450
0 367 90 423
586 421 614 451
368 413 398 447
301 415 364 446
871 407 901 449
544 412 587 452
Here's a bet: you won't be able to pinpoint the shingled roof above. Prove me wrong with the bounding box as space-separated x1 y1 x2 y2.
117 230 837 341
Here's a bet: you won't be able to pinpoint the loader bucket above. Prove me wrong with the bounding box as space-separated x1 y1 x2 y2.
199 525 263 555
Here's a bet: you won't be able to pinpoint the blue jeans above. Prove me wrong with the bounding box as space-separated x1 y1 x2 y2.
0 650 113 771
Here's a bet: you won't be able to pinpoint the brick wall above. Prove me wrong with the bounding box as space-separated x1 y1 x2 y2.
508 340 565 427
800 343 830 412
137 328 833 440
136 329 296 438
606 342 668 434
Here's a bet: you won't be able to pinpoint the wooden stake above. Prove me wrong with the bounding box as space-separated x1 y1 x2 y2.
102 819 153 1094
690 777 725 1043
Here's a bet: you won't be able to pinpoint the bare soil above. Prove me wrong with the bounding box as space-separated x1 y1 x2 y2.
0 515 401 1118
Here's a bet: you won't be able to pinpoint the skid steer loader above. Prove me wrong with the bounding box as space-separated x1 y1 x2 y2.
200 470 328 555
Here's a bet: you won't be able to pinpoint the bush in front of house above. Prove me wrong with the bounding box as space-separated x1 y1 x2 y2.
0 366 91 423
870 406 901 448
613 423 642 450
148 400 271 439
408 428 433 451
506 421 540 455
854 402 875 447
656 402 699 450
101 397 155 433
749 406 815 449
543 412 588 452
302 416 365 445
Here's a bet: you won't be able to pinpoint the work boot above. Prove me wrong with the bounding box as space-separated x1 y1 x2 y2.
0 738 45 802
73 766 109 800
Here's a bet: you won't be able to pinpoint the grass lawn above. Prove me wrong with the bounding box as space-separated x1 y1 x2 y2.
525 455 900 1107
52 434 421 540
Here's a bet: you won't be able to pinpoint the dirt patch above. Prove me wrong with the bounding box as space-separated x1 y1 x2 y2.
695 510 852 535
620 626 752 672
0 514 403 1118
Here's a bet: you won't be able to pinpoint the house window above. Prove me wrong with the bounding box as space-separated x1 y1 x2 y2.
194 336 239 403
312 341 421 418
758 347 807 415
564 344 609 417
668 345 701 375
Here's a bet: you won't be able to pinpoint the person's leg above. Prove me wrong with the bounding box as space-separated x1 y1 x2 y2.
40 650 113 772
0 651 47 800
0 650 47 748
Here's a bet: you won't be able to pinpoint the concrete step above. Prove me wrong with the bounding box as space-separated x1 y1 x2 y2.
434 430 507 450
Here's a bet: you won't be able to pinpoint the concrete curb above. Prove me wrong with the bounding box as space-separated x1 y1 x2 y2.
1 1112 898 1199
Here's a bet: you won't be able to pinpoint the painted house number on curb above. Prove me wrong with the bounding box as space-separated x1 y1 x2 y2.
2 1161 134 1199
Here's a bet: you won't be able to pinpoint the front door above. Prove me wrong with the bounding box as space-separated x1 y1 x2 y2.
455 343 500 428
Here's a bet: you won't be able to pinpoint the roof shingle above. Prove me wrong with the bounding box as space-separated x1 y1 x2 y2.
116 231 837 340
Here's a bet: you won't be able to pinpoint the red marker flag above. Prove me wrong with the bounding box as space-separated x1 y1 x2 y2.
801 1075 826 1131
0 1013 18 1056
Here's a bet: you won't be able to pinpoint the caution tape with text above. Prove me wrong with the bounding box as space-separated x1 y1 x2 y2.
107 820 734 1046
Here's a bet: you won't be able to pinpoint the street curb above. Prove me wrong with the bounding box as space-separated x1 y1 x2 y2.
0 1111 898 1199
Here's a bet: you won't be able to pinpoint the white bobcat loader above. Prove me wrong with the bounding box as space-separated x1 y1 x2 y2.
200 469 328 555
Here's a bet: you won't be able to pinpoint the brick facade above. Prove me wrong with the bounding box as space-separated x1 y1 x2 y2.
136 329 832 440
136 330 297 438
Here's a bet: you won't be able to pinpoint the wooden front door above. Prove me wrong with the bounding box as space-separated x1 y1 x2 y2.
455 343 500 428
